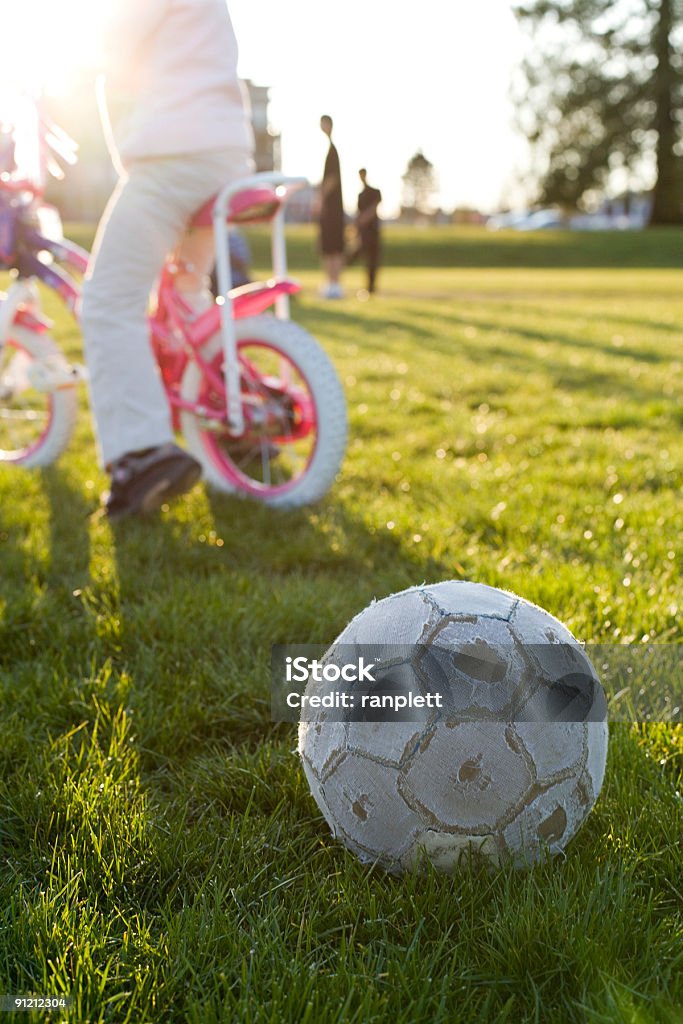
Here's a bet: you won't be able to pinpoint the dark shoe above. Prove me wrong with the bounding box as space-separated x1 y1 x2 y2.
105 443 202 520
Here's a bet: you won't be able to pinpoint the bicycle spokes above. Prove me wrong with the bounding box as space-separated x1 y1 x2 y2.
198 339 317 494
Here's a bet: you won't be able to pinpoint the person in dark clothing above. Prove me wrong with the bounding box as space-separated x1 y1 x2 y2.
209 227 252 295
350 167 382 295
318 114 345 298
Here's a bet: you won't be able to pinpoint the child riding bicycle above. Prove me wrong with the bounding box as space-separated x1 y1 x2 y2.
81 0 254 519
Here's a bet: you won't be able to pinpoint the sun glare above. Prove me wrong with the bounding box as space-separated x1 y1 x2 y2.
0 0 102 98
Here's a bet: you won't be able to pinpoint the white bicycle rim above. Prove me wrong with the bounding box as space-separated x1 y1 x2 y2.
0 327 78 467
179 315 347 508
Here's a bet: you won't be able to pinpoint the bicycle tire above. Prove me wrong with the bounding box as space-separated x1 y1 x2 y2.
179 315 347 508
0 327 78 467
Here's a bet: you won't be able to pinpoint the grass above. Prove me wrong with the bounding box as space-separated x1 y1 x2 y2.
1 225 682 1023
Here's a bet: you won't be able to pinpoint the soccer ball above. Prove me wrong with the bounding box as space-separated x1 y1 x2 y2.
298 581 608 872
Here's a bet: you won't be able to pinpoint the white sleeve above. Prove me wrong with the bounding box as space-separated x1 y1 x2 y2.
100 0 170 80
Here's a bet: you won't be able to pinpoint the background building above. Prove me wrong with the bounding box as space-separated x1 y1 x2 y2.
244 80 280 174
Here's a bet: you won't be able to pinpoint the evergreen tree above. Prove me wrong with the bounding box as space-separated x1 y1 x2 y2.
513 0 683 224
401 151 438 215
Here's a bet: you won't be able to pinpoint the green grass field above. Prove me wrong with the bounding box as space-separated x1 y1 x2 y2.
1 226 682 1023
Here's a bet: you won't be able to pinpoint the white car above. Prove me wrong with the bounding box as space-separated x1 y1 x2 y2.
487 208 564 231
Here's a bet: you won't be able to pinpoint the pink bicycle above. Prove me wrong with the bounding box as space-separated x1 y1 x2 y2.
0 98 347 507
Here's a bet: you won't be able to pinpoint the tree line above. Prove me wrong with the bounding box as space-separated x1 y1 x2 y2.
402 1 681 226
513 0 682 225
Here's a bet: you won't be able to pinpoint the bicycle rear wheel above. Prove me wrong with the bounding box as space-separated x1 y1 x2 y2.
0 327 77 467
179 315 346 508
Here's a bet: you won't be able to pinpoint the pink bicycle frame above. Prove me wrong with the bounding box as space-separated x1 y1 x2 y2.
212 172 307 435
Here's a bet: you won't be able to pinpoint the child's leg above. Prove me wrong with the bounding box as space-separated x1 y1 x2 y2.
174 225 216 309
81 164 185 468
81 149 250 468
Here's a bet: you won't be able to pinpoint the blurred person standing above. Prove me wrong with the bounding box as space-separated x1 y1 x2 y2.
81 0 253 519
318 114 344 299
350 167 382 296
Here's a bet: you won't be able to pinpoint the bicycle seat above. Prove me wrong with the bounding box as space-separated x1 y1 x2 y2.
191 187 282 228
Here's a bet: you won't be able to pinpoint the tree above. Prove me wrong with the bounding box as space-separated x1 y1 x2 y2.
401 151 438 216
513 0 683 224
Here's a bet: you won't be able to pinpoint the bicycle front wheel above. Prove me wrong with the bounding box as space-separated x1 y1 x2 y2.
179 315 347 508
0 327 78 467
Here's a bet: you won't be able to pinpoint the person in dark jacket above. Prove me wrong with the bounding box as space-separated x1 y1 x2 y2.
350 167 382 295
318 114 345 298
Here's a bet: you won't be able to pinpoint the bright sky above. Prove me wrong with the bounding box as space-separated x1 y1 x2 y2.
0 1 98 87
228 0 529 215
0 0 529 216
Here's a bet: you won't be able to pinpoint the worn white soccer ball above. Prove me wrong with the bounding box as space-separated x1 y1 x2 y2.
298 581 608 872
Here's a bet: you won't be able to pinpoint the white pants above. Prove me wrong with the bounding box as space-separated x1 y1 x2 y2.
81 148 251 467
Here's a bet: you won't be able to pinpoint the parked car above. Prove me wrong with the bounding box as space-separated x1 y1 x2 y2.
486 207 564 231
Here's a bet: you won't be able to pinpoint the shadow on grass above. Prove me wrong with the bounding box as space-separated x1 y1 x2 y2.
0 465 93 670
109 491 450 610
406 304 673 368
104 488 459 818
103 490 454 767
303 305 673 407
483 302 681 342
41 465 92 587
